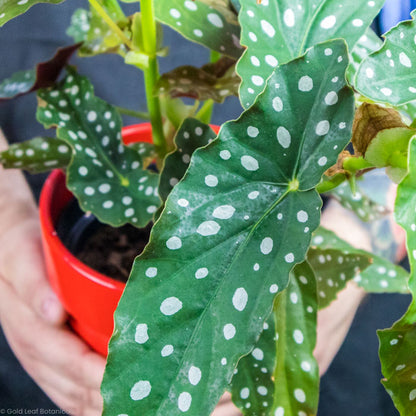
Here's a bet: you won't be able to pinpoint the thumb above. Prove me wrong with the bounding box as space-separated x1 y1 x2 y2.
0 220 67 325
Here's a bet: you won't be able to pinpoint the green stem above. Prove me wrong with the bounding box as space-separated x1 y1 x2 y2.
115 106 150 120
317 173 347 194
342 156 373 173
140 0 166 159
389 151 408 170
196 99 215 124
88 0 134 50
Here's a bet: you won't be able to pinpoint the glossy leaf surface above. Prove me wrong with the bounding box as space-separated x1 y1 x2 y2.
102 40 354 415
154 0 242 59
159 118 217 202
0 0 63 27
237 0 384 108
356 10 416 106
37 69 160 227
311 227 409 294
0 137 71 173
379 137 416 415
0 44 79 100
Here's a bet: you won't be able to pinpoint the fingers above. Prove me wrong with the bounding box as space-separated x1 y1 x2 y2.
211 392 241 416
0 220 66 325
0 276 105 416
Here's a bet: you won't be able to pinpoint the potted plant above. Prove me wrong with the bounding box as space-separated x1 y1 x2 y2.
1 0 416 415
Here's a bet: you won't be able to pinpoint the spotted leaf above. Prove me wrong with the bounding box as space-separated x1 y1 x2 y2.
308 248 370 308
101 40 354 415
0 137 71 173
356 10 416 106
158 118 217 202
347 28 382 84
154 0 242 59
311 227 410 294
378 137 416 415
229 315 275 415
237 0 384 108
230 262 319 416
36 68 160 228
157 57 239 102
0 44 80 100
0 0 63 27
328 181 390 222
272 261 319 416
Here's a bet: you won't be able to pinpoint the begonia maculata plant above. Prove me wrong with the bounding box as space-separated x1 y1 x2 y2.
1 0 416 415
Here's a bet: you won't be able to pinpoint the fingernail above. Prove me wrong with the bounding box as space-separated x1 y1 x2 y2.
41 294 65 323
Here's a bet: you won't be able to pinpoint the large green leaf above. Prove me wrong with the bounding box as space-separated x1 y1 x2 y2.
37 68 160 227
237 0 384 108
154 0 242 59
356 10 416 106
378 137 416 415
311 227 409 294
0 0 63 27
0 137 71 173
0 44 79 100
230 262 319 416
101 40 354 415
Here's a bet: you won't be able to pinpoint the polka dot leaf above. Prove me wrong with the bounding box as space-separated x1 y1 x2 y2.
0 44 80 100
229 262 319 416
237 0 384 108
356 9 416 105
101 41 354 415
311 227 410 294
378 137 416 414
36 68 160 228
0 137 71 173
154 0 242 59
229 314 276 415
67 7 127 57
0 0 63 27
307 248 370 309
158 117 217 202
328 181 390 222
156 57 239 103
272 262 319 416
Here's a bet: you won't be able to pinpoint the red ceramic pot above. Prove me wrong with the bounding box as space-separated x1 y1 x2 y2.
39 123 153 356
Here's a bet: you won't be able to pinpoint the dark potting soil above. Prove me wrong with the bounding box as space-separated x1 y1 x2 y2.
56 198 151 282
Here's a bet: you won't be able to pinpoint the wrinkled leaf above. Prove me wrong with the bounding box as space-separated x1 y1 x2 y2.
0 44 80 100
378 137 416 415
356 10 416 106
328 181 390 222
102 40 354 415
154 0 242 59
157 57 239 102
311 227 409 294
158 118 217 202
352 103 407 156
37 68 160 227
0 137 71 173
237 0 384 108
0 0 63 27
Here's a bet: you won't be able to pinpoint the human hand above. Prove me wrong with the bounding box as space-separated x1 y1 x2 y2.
0 131 106 416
